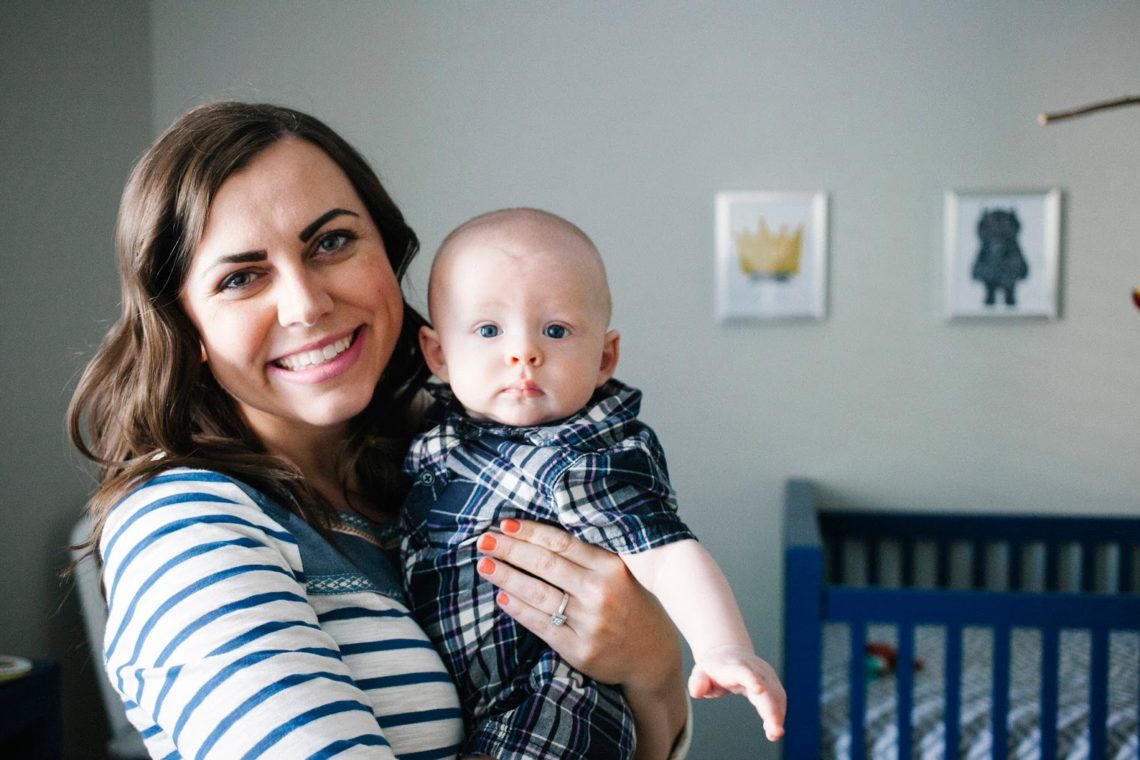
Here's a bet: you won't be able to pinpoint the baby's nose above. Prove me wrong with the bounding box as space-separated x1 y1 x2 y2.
506 340 542 366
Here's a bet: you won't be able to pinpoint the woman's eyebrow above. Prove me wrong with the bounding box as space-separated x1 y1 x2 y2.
208 250 266 270
216 250 265 266
299 208 360 242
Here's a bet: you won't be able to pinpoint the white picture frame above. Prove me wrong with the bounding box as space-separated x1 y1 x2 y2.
943 189 1061 319
715 191 828 321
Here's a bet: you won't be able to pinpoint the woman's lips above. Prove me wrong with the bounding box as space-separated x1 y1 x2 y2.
267 327 365 384
273 330 356 371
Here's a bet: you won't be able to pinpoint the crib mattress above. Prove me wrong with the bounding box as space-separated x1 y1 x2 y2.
820 623 1139 759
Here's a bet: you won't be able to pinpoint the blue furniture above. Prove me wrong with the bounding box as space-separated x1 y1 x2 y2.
782 478 1140 759
0 659 61 759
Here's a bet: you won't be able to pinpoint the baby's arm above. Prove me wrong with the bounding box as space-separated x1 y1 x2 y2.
621 540 786 741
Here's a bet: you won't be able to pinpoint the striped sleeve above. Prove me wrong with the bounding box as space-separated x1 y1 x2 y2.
100 470 401 759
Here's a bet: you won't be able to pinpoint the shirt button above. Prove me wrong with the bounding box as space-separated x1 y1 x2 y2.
418 471 435 485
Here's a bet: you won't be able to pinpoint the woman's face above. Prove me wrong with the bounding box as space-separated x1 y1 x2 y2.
180 137 403 450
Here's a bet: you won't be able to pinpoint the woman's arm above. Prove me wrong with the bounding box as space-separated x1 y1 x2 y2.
475 518 689 759
100 472 407 758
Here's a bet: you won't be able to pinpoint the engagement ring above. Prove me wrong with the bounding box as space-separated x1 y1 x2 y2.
549 592 570 626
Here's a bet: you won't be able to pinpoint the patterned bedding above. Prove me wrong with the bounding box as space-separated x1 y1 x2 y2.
820 623 1139 759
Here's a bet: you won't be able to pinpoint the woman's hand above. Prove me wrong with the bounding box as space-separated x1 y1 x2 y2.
475 518 674 683
476 518 689 758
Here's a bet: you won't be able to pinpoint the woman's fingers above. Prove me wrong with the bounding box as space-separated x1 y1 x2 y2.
496 518 617 572
477 520 640 678
496 584 576 640
476 551 586 658
478 519 684 691
476 549 573 623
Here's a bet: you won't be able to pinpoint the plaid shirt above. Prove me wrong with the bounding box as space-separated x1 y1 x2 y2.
401 379 695 759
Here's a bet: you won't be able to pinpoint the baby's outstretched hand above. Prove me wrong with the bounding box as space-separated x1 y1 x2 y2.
688 644 787 741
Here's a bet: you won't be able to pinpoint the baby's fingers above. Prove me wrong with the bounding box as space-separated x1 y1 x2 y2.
746 687 787 742
687 668 728 699
702 661 768 695
687 669 709 698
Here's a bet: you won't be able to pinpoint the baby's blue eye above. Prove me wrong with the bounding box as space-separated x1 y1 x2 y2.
544 325 568 339
477 325 500 338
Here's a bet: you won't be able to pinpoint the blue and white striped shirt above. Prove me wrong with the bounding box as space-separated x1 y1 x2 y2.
100 468 464 759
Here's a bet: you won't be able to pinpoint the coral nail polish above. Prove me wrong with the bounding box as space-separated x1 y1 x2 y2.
477 533 497 552
501 518 521 534
477 557 495 576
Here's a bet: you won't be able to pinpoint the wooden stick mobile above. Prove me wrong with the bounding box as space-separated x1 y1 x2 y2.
1037 95 1140 125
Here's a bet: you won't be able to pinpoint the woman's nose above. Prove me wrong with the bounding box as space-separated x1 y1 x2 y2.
277 271 334 327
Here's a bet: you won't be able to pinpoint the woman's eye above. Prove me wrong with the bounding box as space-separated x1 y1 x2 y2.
543 324 568 339
477 325 500 338
316 231 352 254
219 271 255 292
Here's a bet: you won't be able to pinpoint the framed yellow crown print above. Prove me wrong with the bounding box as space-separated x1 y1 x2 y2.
715 191 829 321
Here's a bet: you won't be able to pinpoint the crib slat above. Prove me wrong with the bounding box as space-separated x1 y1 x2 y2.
1008 540 1022 590
1089 627 1109 758
971 541 985 589
1045 542 1060 590
868 539 880 586
901 540 915 587
1040 627 1059 759
1118 542 1132 593
944 624 962 758
936 541 950 588
849 621 867 760
830 540 843 584
991 625 1010 759
896 623 914 758
1081 543 1097 592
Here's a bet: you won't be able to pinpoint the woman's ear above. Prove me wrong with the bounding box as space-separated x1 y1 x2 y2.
419 326 449 382
596 329 621 386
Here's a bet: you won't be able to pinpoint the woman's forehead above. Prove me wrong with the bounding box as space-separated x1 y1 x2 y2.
199 139 362 242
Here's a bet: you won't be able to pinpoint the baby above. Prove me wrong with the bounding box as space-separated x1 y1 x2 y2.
401 208 785 759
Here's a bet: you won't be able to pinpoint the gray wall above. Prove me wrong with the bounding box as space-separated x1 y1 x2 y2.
3 2 1138 758
2 2 152 757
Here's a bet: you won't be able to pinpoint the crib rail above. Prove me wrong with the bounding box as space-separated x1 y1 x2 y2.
785 480 825 757
820 508 1138 594
782 478 1140 760
828 586 1140 759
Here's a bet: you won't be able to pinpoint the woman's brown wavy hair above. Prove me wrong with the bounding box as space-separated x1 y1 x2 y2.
68 101 429 551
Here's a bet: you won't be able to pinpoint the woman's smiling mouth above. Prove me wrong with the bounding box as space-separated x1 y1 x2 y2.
273 329 358 371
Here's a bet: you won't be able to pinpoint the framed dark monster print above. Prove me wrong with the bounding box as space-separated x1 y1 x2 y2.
943 189 1061 319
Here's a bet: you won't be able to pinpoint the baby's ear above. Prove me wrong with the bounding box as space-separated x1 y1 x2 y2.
596 329 621 386
419 326 449 382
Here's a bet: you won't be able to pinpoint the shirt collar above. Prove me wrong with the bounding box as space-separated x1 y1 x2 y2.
424 378 643 450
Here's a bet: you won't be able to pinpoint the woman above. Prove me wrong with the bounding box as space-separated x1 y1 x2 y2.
69 102 688 759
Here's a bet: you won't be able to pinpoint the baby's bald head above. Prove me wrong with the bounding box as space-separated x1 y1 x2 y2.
429 208 612 323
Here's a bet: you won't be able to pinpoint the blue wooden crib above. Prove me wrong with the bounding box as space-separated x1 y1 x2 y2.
782 478 1139 759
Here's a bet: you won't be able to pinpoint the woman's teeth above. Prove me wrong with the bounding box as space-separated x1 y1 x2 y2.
275 334 353 371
